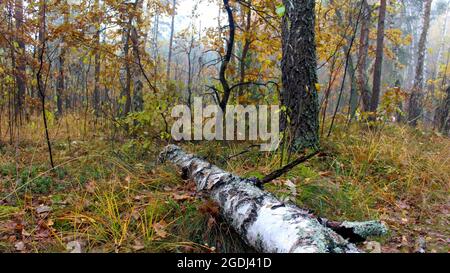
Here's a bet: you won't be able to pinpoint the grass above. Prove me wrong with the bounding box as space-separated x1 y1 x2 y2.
0 114 448 253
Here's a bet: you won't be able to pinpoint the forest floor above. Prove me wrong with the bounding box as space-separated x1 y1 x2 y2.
0 114 449 253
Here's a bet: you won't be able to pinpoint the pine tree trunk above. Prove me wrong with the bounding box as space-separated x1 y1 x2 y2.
281 0 319 150
358 0 371 112
370 0 387 114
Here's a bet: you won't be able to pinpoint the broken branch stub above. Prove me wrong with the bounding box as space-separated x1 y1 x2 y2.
159 145 386 253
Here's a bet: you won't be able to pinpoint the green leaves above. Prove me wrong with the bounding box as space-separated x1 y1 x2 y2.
276 4 286 18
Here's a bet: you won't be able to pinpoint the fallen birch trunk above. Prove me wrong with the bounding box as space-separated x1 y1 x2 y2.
159 145 387 253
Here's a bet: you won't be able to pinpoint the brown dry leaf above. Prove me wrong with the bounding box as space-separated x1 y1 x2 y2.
125 176 131 183
199 200 220 217
21 229 31 237
153 220 168 239
173 192 192 202
319 171 332 177
36 205 52 214
131 240 145 251
131 208 140 221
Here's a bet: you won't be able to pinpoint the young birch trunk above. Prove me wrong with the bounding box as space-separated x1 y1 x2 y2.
408 0 433 126
159 145 387 253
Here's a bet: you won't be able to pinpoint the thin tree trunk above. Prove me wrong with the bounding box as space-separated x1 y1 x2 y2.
93 0 101 117
428 2 449 120
187 35 194 109
36 0 54 169
329 0 359 121
408 0 433 126
166 0 176 81
218 0 235 112
435 86 450 135
238 0 252 101
14 0 26 123
56 2 67 117
370 0 387 114
120 10 133 116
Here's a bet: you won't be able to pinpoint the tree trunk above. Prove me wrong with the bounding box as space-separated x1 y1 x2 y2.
435 86 450 136
159 145 387 253
428 3 449 113
130 26 144 112
370 0 387 114
120 11 132 116
358 0 371 112
408 0 433 127
14 0 27 122
56 1 68 117
281 0 319 150
93 0 101 117
186 35 194 109
166 0 176 81
329 0 359 121
238 0 252 101
218 0 235 112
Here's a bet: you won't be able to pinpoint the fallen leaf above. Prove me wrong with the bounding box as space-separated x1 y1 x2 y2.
153 220 168 239
318 171 332 177
125 176 131 183
365 241 381 253
284 179 297 197
131 240 145 251
85 181 97 193
15 241 25 251
36 205 52 214
173 193 192 202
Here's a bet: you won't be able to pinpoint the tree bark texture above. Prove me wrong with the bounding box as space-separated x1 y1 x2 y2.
370 0 387 113
14 0 27 121
358 0 371 112
159 145 387 253
281 0 320 150
435 86 450 136
218 0 235 112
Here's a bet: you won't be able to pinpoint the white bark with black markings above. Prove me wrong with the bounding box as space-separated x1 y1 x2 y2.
159 145 387 253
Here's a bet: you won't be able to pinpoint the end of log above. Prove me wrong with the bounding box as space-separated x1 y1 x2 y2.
320 219 388 243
